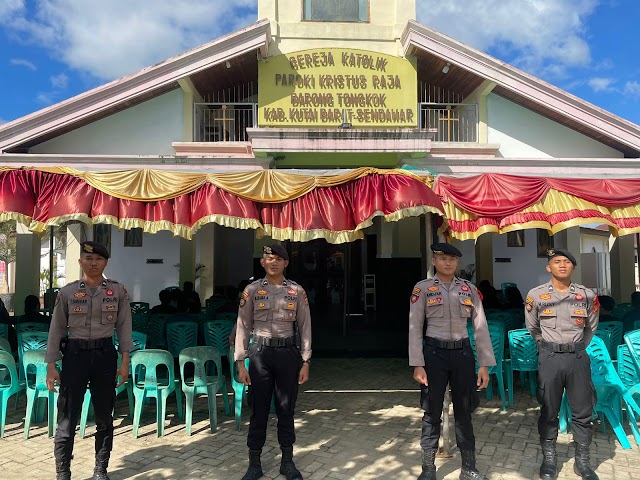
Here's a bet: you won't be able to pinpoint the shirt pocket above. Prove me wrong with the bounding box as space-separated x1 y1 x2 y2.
540 309 557 329
458 296 474 319
569 308 588 331
101 302 119 324
283 301 297 322
68 304 88 327
253 300 270 322
425 299 444 318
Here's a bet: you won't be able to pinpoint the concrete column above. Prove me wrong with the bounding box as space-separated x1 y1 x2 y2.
474 233 493 285
179 237 196 288
65 223 84 283
377 219 394 258
14 224 40 315
556 227 582 284
420 214 435 279
198 223 215 301
610 234 635 304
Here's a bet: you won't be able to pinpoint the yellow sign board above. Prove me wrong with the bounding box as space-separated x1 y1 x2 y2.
258 48 417 128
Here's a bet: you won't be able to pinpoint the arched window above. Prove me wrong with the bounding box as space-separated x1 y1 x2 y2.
303 0 369 23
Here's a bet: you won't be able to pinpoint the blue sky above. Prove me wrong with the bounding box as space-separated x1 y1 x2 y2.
0 0 639 129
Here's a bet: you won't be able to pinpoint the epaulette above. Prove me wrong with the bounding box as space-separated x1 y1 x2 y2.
105 279 120 284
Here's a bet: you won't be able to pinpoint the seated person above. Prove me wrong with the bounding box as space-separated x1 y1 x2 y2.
598 295 618 323
150 289 178 314
0 297 17 352
178 281 202 313
622 291 640 333
478 280 501 310
15 294 49 325
502 285 524 309
169 288 181 309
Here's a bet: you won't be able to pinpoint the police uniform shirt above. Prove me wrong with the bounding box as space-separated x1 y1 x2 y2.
408 274 496 368
234 278 312 362
45 279 134 362
524 281 599 346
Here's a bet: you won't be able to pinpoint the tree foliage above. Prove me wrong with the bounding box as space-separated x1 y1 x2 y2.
0 220 17 265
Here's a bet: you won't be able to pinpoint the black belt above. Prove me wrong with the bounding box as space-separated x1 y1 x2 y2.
424 336 470 350
67 337 114 350
540 340 585 353
252 335 296 348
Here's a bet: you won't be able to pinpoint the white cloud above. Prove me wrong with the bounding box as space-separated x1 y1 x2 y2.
624 81 640 98
50 73 68 89
0 0 258 80
36 92 54 105
10 58 37 70
588 77 616 93
417 0 600 78
0 118 8 126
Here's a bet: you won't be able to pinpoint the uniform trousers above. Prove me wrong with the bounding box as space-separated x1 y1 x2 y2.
537 345 596 444
420 341 479 451
247 343 300 450
54 341 117 462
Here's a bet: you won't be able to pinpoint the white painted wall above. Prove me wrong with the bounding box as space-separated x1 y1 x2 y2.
30 90 184 156
581 232 610 253
487 94 624 159
104 228 181 305
393 216 421 257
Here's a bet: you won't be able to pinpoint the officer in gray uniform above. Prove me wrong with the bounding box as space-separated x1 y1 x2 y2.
46 241 133 480
409 243 495 480
525 248 599 480
236 244 312 480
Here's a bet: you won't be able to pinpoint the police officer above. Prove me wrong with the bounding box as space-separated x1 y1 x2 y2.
409 243 495 480
235 244 312 480
525 249 599 480
46 241 133 480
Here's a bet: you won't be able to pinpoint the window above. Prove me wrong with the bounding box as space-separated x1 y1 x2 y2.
506 231 525 247
124 228 143 247
93 224 112 256
303 0 369 22
536 229 554 258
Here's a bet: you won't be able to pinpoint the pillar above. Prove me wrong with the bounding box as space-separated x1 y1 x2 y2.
474 233 493 286
65 223 84 283
179 237 196 288
610 234 635 304
14 224 40 315
377 219 394 259
555 227 582 284
198 223 215 301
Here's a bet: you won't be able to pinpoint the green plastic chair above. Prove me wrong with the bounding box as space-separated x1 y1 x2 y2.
148 313 174 349
165 321 199 360
0 350 24 437
179 346 231 435
635 320 640 331
599 321 623 359
0 324 8 340
132 313 151 336
594 328 614 360
467 321 507 411
203 320 235 360
130 302 150 316
131 349 183 437
504 329 538 407
205 297 227 318
228 345 249 431
17 331 48 382
0 338 11 353
22 350 58 438
16 322 48 334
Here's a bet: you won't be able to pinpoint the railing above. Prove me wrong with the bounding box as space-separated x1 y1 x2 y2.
193 103 257 142
419 103 478 143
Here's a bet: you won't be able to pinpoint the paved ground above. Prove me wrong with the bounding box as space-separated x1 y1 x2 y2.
2 358 639 480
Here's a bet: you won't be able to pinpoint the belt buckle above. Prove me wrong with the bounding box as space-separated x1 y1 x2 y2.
559 344 569 353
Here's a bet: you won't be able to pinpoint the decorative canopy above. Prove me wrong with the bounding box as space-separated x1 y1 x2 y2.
434 174 640 240
0 167 444 244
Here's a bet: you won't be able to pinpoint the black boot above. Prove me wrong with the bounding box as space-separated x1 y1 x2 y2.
574 443 599 480
241 449 263 480
539 439 558 480
280 446 303 480
459 450 488 480
55 459 71 480
417 448 437 480
93 456 110 480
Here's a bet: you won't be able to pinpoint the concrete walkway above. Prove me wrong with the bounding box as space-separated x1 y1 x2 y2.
2 358 639 479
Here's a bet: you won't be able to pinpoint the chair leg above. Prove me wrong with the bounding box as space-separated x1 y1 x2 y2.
174 382 184 421
23 391 35 439
602 406 631 449
485 376 493 400
221 382 231 416
0 395 8 438
206 388 217 433
157 391 167 438
234 390 243 431
505 361 514 407
625 407 640 446
79 389 92 439
528 372 537 398
126 382 134 418
495 369 507 411
48 392 56 438
184 391 194 436
132 391 145 438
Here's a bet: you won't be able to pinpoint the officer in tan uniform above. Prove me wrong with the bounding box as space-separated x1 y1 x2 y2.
409 243 494 480
235 244 312 480
46 241 133 480
525 249 599 480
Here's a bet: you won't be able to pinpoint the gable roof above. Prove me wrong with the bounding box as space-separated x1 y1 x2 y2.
0 19 271 153
402 20 640 157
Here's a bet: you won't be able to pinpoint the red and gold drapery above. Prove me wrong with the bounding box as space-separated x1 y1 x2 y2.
434 174 640 240
0 167 444 243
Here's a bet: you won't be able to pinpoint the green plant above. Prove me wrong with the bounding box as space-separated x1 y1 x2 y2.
457 263 476 281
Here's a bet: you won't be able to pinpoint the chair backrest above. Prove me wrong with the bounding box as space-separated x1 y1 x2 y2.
131 331 148 353
131 349 175 388
205 297 227 317
635 320 640 331
22 350 48 389
131 312 151 335
204 320 235 356
17 331 48 365
179 346 222 388
0 323 8 339
0 337 11 353
130 302 150 316
165 321 199 358
617 344 640 389
586 335 620 387
215 312 238 322
148 313 174 348
0 350 20 396
16 322 48 334
594 329 614 359
598 321 623 357
508 328 538 370
624 329 640 378
467 321 504 369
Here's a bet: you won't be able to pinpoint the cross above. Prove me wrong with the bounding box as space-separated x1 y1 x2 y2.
439 105 459 142
210 104 235 141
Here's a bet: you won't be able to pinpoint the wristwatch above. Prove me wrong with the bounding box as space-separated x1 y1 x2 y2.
302 359 311 365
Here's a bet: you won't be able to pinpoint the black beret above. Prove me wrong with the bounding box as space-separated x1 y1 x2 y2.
547 248 576 266
81 241 110 259
430 243 462 257
263 243 289 261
